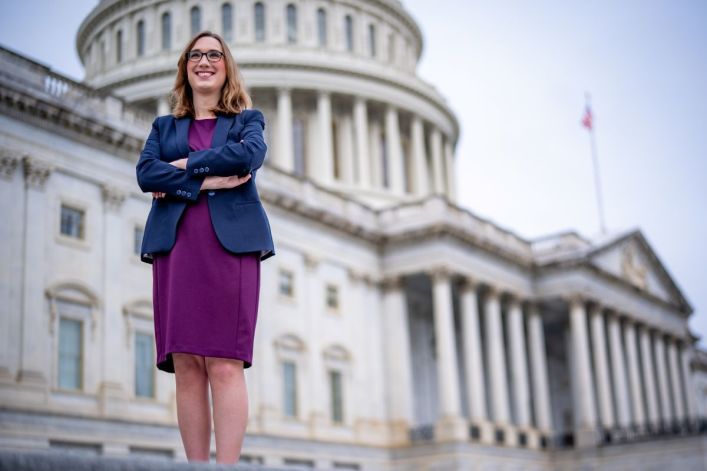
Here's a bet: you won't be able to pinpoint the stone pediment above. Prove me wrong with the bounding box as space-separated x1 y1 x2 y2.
586 230 691 313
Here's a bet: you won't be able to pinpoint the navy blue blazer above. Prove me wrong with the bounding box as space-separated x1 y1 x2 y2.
136 108 275 264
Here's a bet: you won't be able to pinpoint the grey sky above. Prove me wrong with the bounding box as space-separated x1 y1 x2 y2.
2 0 706 346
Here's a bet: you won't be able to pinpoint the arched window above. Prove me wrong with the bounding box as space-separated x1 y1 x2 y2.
222 3 233 42
254 2 265 42
136 20 145 57
368 24 376 57
344 15 353 52
323 345 352 425
161 12 171 50
190 6 201 37
286 4 297 44
274 334 306 419
316 8 327 47
116 30 123 63
47 282 100 392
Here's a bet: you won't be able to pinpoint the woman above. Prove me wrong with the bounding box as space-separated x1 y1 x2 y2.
135 31 275 464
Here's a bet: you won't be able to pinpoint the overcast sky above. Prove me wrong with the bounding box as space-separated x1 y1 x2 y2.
1 1 706 347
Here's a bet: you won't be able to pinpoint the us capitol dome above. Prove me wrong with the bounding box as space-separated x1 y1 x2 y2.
77 0 459 208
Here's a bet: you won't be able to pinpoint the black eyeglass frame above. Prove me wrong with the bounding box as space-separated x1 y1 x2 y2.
185 50 225 63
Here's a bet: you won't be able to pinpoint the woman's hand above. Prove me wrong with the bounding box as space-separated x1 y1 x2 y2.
168 158 188 169
201 173 251 191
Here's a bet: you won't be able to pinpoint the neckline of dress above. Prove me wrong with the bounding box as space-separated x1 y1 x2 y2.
194 117 217 121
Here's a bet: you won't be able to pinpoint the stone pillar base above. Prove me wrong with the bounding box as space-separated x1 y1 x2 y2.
574 426 599 448
434 415 467 442
389 420 411 446
478 421 496 445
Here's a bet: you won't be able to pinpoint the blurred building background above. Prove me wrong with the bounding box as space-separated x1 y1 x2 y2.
0 0 706 469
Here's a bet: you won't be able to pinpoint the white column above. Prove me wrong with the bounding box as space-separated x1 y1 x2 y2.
484 287 510 424
608 313 631 428
384 104 405 194
678 341 698 421
429 127 444 195
507 296 531 428
17 157 53 386
368 121 382 189
353 97 370 188
653 332 673 424
381 275 414 443
157 95 171 115
99 185 129 412
443 137 456 202
624 319 646 429
639 324 660 428
527 303 552 432
410 115 428 197
431 268 466 440
667 337 685 422
338 114 355 184
589 305 615 429
568 296 597 438
316 91 334 184
276 87 295 172
460 278 487 424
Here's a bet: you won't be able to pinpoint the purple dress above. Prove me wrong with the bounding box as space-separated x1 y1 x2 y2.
152 118 261 373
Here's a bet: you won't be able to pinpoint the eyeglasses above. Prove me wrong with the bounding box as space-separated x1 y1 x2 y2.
186 50 224 62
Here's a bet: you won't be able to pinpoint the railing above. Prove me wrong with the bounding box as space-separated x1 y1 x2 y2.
0 45 152 131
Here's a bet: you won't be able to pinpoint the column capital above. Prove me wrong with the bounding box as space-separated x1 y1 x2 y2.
381 274 404 292
504 289 524 304
303 253 320 271
428 266 451 283
563 293 586 309
23 155 53 189
459 275 478 292
485 284 501 299
102 184 127 212
0 148 21 180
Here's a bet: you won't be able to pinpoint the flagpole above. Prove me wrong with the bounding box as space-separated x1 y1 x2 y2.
585 92 607 236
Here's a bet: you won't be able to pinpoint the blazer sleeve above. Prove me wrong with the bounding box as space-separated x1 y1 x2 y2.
136 117 204 202
185 109 267 178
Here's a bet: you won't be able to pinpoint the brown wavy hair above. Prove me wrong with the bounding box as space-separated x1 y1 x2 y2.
170 31 252 117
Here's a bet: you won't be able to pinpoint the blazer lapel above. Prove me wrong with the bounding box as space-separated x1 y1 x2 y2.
212 114 235 147
175 116 191 156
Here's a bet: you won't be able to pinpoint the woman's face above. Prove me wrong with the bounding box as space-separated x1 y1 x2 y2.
186 36 227 97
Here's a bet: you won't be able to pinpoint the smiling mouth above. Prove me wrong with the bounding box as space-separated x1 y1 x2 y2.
196 71 214 78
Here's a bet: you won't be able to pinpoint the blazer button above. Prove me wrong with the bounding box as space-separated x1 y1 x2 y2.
193 169 198 174
205 167 209 172
199 168 204 173
176 189 182 195
208 191 215 196
187 192 192 197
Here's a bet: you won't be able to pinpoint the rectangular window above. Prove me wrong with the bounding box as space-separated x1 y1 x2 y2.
134 226 144 256
134 332 154 398
278 269 294 297
60 205 85 239
329 370 343 423
326 284 339 310
58 317 82 390
283 361 297 417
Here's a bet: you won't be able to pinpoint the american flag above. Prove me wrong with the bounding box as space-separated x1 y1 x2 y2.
581 105 593 130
